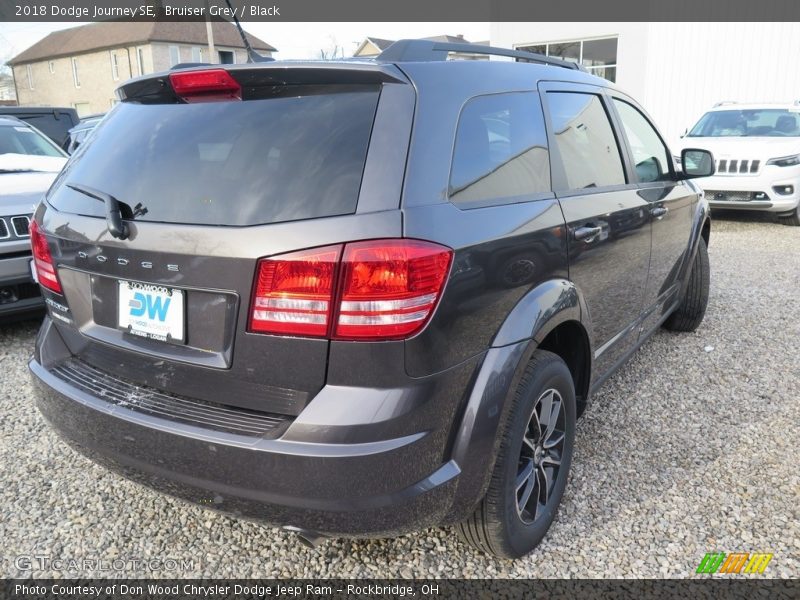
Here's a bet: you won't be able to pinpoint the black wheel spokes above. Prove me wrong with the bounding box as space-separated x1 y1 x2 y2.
515 387 566 525
537 463 552 506
521 409 541 455
515 458 538 523
539 389 561 444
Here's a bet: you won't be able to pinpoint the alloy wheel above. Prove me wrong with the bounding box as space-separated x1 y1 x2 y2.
515 388 566 525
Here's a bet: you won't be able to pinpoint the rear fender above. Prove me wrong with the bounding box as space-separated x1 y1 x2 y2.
492 278 592 348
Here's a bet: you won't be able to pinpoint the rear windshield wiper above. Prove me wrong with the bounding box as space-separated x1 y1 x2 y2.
66 183 144 240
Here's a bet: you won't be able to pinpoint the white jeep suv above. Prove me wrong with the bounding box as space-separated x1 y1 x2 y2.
680 102 800 225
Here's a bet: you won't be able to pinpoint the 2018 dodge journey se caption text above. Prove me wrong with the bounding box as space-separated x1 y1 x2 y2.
29 40 714 558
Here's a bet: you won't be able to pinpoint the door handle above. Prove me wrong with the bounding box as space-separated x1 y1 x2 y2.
650 206 668 219
573 225 603 242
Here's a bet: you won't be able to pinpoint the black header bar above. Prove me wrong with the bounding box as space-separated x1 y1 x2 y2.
2 0 800 22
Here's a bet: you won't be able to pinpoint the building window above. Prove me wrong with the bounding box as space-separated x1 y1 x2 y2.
71 57 80 88
48 61 55 74
110 51 119 80
73 102 90 117
191 47 202 62
218 50 235 64
517 37 618 82
169 45 180 67
137 47 145 75
26 64 33 89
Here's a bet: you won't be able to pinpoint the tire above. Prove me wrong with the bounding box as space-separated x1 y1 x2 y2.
778 205 800 226
456 350 576 558
663 236 710 332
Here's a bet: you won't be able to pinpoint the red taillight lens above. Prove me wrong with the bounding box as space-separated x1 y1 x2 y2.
248 239 452 340
335 240 453 339
169 69 242 102
249 245 341 337
29 220 62 294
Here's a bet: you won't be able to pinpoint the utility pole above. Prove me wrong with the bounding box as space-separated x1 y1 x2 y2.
205 0 216 62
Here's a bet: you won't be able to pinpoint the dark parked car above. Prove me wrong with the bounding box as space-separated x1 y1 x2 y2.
65 114 104 154
0 116 67 320
28 40 713 558
0 106 79 151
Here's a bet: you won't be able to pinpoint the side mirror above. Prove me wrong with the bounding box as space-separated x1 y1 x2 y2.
681 148 715 179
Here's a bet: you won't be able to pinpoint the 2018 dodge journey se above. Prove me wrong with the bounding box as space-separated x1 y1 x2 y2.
29 40 714 558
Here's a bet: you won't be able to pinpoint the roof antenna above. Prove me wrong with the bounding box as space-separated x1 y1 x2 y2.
221 0 274 62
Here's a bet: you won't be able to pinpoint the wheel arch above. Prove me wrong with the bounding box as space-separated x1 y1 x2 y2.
701 217 711 246
678 198 711 291
444 279 594 523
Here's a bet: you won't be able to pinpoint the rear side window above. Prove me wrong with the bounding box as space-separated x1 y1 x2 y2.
449 92 550 207
48 86 380 227
547 92 626 190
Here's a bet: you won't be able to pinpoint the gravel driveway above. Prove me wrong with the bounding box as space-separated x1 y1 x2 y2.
1 215 798 579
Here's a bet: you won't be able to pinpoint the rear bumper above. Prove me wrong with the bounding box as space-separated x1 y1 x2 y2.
29 319 494 537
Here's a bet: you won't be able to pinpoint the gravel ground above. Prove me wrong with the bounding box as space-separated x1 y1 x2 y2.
0 214 798 579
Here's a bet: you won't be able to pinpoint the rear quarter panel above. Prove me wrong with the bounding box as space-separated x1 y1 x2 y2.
397 62 581 377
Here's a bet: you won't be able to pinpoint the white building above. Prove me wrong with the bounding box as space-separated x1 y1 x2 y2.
491 22 800 141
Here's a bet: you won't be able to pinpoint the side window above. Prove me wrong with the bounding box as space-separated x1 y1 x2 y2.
547 92 626 189
613 99 672 183
449 92 550 206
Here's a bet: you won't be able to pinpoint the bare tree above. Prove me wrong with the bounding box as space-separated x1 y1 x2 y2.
318 34 343 60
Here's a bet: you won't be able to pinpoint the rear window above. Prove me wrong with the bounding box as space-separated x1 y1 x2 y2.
48 85 380 226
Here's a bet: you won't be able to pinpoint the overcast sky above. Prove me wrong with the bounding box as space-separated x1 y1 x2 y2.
0 22 491 63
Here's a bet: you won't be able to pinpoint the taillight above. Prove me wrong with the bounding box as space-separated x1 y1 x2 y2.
249 245 341 337
169 69 242 103
248 240 453 341
29 220 62 294
335 240 453 339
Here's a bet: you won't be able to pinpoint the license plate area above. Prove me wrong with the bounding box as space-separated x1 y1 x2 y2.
117 280 185 344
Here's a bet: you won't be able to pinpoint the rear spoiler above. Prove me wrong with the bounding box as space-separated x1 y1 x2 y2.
117 63 410 103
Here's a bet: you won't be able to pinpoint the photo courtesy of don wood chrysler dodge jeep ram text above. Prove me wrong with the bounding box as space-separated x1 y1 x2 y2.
29 40 713 558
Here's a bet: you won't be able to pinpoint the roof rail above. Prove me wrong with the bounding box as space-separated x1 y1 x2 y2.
376 39 583 71
713 101 738 107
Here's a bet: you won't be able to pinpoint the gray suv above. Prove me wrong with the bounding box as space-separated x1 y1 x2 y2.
29 40 714 558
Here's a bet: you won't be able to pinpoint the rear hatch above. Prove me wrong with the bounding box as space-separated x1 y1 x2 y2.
35 63 414 417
